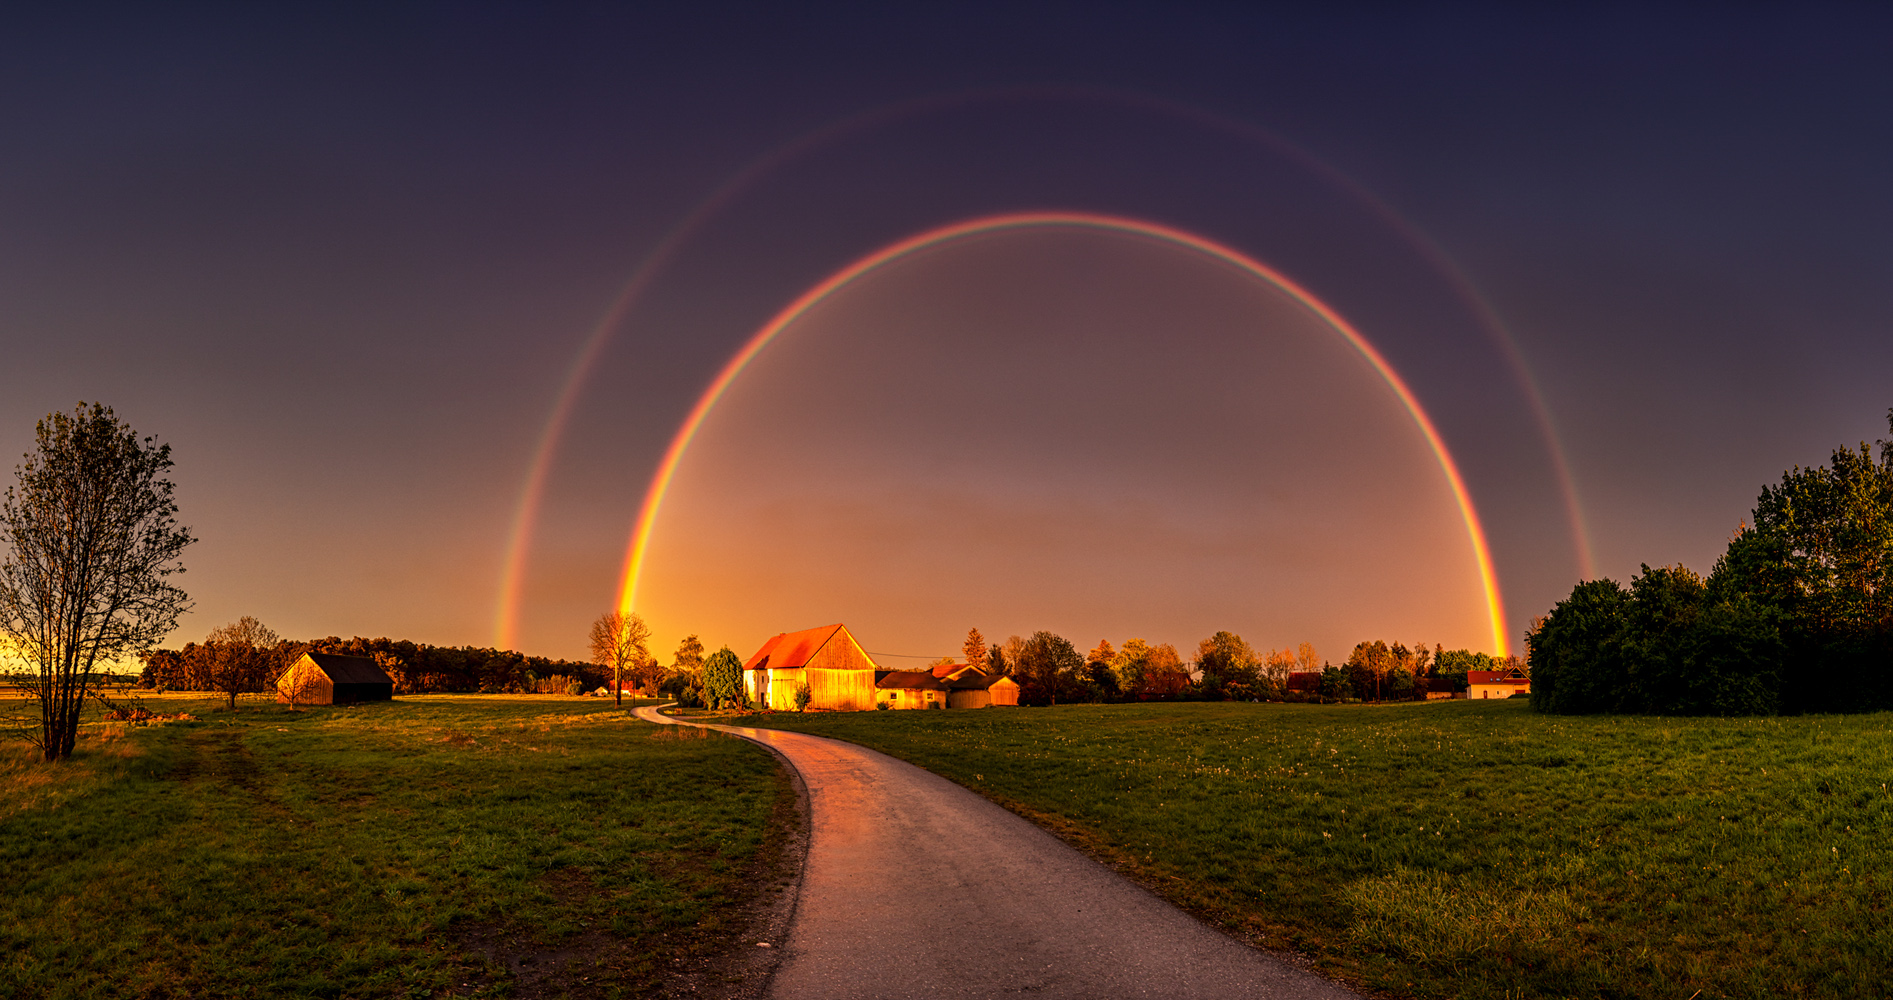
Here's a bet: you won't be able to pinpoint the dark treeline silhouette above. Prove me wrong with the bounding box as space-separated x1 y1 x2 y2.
1531 410 1893 716
1300 642 1514 703
987 628 1496 706
140 635 606 696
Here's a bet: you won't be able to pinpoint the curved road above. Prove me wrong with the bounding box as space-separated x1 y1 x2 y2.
635 706 1359 999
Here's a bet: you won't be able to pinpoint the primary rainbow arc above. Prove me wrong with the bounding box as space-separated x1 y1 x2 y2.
615 211 1512 656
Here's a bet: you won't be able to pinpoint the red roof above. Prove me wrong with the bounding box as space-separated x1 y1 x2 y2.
744 623 849 672
1286 671 1321 692
876 670 947 690
1468 669 1529 685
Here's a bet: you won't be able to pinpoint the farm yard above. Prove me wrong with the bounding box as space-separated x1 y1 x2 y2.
742 700 1893 999
0 694 791 999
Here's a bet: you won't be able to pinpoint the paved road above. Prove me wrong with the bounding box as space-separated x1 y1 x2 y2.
634 706 1360 999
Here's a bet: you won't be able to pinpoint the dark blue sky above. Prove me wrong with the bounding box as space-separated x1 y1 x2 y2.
4 4 1890 658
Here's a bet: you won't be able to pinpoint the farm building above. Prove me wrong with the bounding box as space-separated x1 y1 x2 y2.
744 623 881 711
873 668 1021 709
277 652 395 705
744 623 1020 711
1468 666 1531 700
874 669 947 709
944 670 1019 708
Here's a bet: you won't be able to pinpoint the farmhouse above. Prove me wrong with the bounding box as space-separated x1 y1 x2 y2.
1468 666 1531 700
744 623 1021 710
277 652 394 705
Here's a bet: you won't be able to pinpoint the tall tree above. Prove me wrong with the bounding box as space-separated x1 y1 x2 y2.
204 616 280 711
962 627 987 673
0 404 194 761
1109 638 1151 698
671 633 705 686
1013 631 1083 705
589 610 650 708
1262 647 1297 686
1141 643 1189 699
1295 641 1320 674
1196 630 1263 699
1085 639 1119 700
1752 411 1893 633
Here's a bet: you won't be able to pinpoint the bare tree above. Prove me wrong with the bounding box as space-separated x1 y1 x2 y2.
0 404 193 761
589 610 650 708
204 616 279 711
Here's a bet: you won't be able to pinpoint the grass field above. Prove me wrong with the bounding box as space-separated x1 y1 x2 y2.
0 693 788 999
741 700 1893 999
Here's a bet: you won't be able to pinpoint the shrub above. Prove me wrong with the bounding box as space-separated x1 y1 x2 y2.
792 682 812 712
532 674 581 695
702 647 744 707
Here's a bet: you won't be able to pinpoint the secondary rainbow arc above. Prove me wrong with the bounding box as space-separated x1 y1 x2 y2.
616 211 1513 656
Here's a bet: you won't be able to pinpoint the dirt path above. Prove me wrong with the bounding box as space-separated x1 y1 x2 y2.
635 706 1360 1000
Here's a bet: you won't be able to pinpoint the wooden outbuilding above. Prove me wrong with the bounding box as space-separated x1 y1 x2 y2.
945 670 1020 708
277 652 395 705
744 624 881 711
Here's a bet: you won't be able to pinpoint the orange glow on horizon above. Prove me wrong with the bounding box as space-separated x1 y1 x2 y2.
616 212 1513 656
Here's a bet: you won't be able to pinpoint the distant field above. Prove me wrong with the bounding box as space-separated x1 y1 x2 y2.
743 701 1893 999
0 693 788 999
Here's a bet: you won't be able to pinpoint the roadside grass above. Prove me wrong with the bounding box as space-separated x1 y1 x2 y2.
742 701 1893 999
0 693 786 999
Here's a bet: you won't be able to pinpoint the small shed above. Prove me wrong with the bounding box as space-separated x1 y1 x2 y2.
946 671 1020 709
277 652 395 705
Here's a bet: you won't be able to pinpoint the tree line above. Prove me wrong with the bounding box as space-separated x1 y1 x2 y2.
951 627 1504 706
1530 409 1893 715
140 627 610 698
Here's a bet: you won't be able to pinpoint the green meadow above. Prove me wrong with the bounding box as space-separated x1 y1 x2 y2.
744 700 1893 999
0 694 788 999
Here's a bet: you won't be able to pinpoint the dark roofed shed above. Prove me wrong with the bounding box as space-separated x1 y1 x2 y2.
278 652 395 705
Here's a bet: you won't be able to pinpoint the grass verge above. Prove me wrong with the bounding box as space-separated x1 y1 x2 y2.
0 694 787 999
741 700 1893 999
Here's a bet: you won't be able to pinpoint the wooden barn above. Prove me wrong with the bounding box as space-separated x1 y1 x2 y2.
744 623 880 711
277 652 395 705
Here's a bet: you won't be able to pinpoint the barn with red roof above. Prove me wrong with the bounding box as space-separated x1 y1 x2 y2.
743 623 881 711
743 623 1021 711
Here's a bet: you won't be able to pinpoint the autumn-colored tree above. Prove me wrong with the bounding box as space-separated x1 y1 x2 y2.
1262 647 1297 686
1141 643 1190 699
204 616 280 711
672 633 705 681
1109 638 1151 697
589 610 650 707
1295 641 1320 673
962 627 987 673
1344 640 1394 701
